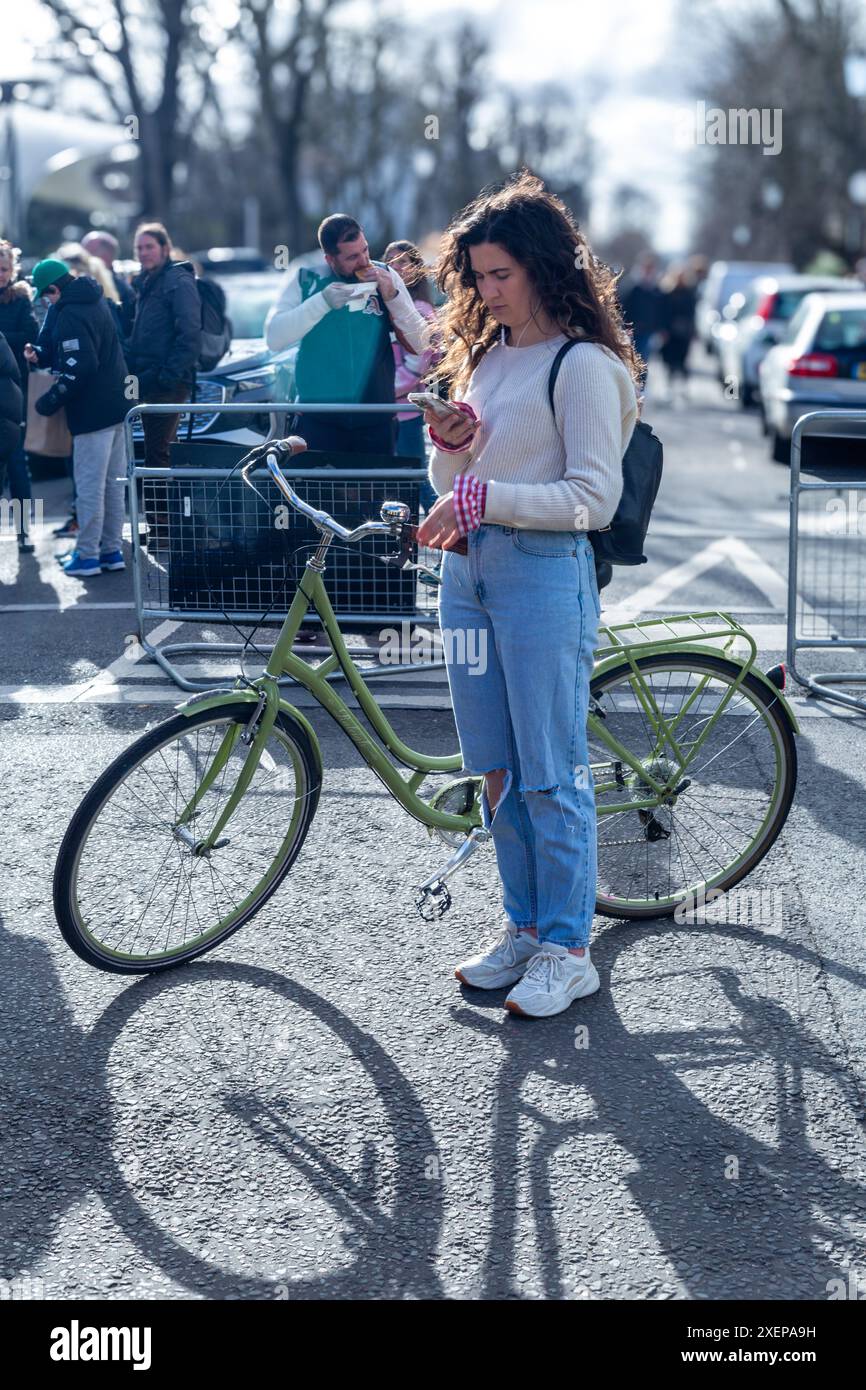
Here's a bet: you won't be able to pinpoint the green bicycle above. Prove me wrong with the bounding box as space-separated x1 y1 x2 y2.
53 439 800 974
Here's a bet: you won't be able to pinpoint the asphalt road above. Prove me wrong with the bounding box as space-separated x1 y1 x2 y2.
2 352 865 1300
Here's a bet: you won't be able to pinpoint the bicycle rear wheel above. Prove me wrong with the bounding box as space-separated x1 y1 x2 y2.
589 653 797 919
54 702 321 973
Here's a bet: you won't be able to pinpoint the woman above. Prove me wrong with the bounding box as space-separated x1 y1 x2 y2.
416 169 640 1019
0 241 39 551
382 240 441 510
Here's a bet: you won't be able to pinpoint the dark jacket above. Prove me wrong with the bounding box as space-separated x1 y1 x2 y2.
620 278 664 339
127 259 201 395
32 275 129 436
0 331 24 458
113 270 136 345
0 280 39 398
659 284 697 341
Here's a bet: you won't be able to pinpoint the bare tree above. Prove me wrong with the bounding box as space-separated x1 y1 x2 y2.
40 0 223 221
236 0 351 256
682 0 866 266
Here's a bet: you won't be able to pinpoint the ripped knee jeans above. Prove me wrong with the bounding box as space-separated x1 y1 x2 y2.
437 523 601 949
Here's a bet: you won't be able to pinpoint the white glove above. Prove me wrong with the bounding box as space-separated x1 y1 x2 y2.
322 282 360 310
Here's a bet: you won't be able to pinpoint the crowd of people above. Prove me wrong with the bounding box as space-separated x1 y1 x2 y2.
0 224 209 575
0 211 697 582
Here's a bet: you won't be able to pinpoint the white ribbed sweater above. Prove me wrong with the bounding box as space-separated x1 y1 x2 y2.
429 333 638 531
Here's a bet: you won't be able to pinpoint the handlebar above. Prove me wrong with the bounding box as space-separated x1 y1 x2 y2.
239 437 396 543
239 435 443 580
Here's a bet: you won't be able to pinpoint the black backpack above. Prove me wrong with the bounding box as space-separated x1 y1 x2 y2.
547 339 663 577
196 277 232 371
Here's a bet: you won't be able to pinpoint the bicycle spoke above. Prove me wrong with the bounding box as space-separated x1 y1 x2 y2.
593 657 789 910
69 714 310 963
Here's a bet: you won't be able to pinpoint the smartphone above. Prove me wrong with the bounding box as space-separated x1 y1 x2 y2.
406 391 470 420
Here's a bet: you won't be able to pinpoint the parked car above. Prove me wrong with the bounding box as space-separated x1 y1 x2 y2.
758 292 866 461
190 246 270 275
696 260 794 353
717 274 862 406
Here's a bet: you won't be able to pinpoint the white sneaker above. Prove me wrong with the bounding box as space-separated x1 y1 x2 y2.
504 945 600 1017
455 924 542 990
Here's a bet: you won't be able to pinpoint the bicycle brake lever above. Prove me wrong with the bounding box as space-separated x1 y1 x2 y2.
381 521 419 569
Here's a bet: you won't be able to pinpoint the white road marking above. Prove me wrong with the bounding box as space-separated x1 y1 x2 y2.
603 536 832 639
602 538 756 623
0 602 135 612
65 619 183 702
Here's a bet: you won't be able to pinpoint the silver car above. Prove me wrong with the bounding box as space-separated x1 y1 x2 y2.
758 292 866 461
717 274 861 407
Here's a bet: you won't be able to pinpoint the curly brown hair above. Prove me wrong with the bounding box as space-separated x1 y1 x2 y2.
430 168 643 397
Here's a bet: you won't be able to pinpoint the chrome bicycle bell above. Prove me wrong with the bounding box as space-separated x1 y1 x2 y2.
380 500 411 526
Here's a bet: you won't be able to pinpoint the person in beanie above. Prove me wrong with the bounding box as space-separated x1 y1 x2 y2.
24 258 130 578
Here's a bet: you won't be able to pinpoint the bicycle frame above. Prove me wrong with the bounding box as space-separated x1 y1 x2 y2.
174 506 800 853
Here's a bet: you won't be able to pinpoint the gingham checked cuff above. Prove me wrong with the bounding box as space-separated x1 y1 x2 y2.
452 473 488 535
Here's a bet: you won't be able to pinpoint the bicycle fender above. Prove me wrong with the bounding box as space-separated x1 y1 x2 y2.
745 669 801 735
175 687 325 783
592 644 801 736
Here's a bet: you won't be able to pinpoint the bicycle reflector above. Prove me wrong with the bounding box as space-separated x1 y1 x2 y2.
765 663 786 690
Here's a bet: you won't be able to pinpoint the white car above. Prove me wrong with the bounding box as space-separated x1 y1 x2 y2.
696 260 794 354
717 274 862 407
758 292 866 461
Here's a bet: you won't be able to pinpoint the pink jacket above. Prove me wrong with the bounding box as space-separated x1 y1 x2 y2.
392 298 440 421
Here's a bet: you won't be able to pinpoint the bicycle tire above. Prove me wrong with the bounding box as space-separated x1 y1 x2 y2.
590 652 797 919
54 702 321 974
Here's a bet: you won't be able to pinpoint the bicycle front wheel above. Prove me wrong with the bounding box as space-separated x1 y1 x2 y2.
54 702 321 973
589 653 797 919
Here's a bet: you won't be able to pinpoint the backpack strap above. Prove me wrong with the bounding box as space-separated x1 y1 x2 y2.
547 337 581 426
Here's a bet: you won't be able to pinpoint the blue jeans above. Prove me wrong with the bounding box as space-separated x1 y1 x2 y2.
438 524 601 949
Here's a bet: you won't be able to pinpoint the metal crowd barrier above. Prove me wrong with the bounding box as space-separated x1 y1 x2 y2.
124 402 444 692
786 410 866 712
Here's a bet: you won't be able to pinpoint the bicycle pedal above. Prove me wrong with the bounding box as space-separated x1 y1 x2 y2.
415 882 452 921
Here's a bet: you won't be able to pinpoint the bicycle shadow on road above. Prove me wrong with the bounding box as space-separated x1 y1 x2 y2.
0 910 111 1289
453 918 866 1301
85 961 446 1300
